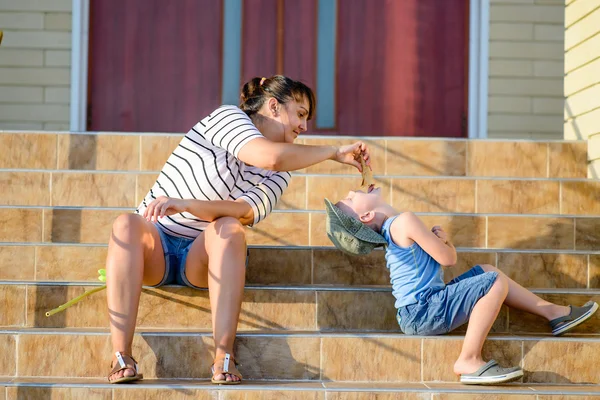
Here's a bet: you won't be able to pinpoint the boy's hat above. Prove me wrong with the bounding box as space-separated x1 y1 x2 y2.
324 198 387 255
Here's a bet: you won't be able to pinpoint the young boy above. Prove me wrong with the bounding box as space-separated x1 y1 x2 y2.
324 185 598 385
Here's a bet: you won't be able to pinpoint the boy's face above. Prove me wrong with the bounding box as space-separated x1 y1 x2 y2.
336 186 383 219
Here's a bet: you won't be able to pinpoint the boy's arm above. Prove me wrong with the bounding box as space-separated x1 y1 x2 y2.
389 212 457 266
143 196 254 226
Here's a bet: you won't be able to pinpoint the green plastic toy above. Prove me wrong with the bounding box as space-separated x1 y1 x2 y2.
45 269 107 317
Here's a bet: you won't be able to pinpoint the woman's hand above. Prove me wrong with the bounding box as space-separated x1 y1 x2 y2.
333 141 370 171
143 196 188 222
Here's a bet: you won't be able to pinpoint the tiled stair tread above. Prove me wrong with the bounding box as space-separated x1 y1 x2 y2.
3 281 600 292
3 328 600 339
2 207 599 250
1 378 600 396
0 132 589 180
0 331 598 383
4 282 600 333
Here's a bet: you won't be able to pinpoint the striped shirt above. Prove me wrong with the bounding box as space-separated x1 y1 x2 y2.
136 105 291 239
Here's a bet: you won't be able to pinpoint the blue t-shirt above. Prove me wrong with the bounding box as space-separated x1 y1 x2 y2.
381 215 445 308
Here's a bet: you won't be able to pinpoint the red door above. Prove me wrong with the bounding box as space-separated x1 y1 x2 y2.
336 0 469 137
88 0 468 137
87 0 222 132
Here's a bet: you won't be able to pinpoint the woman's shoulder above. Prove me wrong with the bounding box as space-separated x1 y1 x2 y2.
203 105 249 122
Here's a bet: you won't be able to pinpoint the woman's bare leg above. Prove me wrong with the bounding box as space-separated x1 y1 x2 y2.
479 264 570 321
454 274 508 375
185 217 247 383
106 213 166 381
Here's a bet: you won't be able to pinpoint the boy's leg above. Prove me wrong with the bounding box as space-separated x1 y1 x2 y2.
478 264 569 321
454 274 509 375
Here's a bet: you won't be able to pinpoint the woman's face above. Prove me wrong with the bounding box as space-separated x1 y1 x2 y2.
277 97 310 143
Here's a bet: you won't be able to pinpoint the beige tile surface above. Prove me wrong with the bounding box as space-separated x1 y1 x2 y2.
386 140 466 176
497 253 588 288
43 209 123 244
0 246 35 280
561 181 600 215
523 340 600 383
419 215 486 248
0 285 26 327
278 175 307 210
0 133 56 169
0 209 43 242
477 180 560 214
467 141 547 177
575 218 600 250
246 213 310 246
113 388 216 400
58 134 139 171
0 335 16 376
140 135 183 171
487 217 574 250
17 334 112 377
433 395 535 400
311 213 331 247
317 291 397 331
590 254 600 288
35 246 107 281
234 336 321 380
6 387 111 400
51 173 136 207
321 337 421 381
246 248 311 285
222 391 324 400
548 142 587 178
330 393 428 400
0 172 51 206
313 248 388 285
391 179 475 213
136 173 158 204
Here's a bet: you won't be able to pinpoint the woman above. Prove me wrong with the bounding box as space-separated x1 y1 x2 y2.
106 75 371 384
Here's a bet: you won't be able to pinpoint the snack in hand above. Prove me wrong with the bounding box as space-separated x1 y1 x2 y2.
359 156 374 191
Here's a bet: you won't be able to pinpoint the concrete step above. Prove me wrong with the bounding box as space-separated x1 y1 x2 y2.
0 330 599 384
1 378 600 399
2 244 599 289
2 207 600 249
3 283 599 334
2 170 600 215
0 132 587 178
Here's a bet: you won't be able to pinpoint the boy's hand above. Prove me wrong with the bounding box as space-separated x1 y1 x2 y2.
431 226 448 244
144 196 188 222
334 141 370 172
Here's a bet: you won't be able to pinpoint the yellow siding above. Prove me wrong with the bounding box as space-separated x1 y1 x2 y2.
0 0 71 131
563 0 600 178
488 0 565 139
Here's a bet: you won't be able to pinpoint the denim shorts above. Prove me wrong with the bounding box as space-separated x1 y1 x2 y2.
149 225 249 289
396 265 498 335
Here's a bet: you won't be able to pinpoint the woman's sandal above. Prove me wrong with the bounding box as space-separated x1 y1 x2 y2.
211 353 242 385
108 351 143 384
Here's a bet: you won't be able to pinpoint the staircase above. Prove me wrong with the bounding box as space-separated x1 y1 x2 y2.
1 132 599 399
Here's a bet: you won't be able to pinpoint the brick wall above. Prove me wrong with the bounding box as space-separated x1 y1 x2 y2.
0 0 71 131
487 0 565 139
563 0 600 177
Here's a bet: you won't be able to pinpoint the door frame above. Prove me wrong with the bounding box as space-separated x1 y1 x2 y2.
70 0 489 138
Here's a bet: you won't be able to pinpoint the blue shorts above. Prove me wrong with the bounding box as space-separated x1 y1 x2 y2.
149 225 249 289
396 265 498 335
